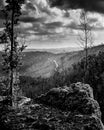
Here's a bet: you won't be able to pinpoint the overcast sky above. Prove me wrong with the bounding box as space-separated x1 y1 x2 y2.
0 0 104 49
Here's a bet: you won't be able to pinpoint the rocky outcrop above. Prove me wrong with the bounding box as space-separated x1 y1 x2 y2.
36 83 100 117
35 82 104 130
0 82 104 130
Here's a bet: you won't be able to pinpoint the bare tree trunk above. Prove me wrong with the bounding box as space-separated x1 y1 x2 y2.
85 33 88 71
78 10 94 74
85 48 88 71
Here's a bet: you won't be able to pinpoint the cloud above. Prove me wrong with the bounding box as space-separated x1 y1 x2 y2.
20 16 46 23
28 0 52 16
45 21 63 29
49 0 104 14
15 0 67 38
34 31 57 36
63 11 70 17
87 13 104 30
26 2 36 11
19 2 104 42
65 21 79 30
1 0 104 48
19 22 33 29
88 18 98 24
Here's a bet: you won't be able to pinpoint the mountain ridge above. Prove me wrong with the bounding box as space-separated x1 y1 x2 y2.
0 44 104 78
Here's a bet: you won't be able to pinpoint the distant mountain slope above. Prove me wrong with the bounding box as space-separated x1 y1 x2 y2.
21 51 57 77
25 46 80 54
0 44 104 78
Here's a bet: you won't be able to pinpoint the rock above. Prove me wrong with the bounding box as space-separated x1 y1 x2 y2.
36 82 100 117
18 96 31 107
70 82 94 98
35 82 104 130
67 114 104 130
1 82 104 130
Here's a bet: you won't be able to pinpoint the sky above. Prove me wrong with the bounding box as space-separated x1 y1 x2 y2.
0 0 104 49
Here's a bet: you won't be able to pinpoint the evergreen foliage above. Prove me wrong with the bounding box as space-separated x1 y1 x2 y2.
0 0 25 107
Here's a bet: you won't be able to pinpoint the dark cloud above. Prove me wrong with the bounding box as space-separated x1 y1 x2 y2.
65 21 79 30
88 18 98 24
45 22 63 29
26 2 36 11
49 0 104 13
64 11 70 17
34 32 57 36
20 16 46 23
65 21 93 30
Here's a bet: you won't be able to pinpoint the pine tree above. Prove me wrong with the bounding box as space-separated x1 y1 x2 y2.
0 0 25 108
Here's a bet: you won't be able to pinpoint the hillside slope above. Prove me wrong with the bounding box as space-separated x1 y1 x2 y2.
21 44 104 77
0 44 104 78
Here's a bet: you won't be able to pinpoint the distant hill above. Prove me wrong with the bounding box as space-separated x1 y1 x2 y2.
0 44 104 78
25 47 81 54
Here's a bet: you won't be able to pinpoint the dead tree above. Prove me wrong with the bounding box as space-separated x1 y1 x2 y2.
78 9 94 71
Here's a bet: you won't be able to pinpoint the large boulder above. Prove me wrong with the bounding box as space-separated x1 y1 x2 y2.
36 82 100 117
35 82 104 130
